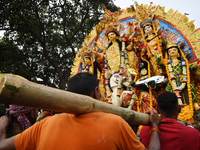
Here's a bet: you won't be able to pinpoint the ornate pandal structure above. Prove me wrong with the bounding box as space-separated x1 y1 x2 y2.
71 1 200 121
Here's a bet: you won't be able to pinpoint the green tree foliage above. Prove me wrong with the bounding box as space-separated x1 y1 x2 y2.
0 0 119 89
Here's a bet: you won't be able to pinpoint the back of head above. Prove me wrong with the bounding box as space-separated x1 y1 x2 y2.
157 91 178 115
67 72 99 96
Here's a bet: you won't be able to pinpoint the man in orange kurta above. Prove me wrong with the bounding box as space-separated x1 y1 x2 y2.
0 72 160 150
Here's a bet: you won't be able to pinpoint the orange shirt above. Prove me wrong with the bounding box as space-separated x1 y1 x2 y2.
15 112 144 150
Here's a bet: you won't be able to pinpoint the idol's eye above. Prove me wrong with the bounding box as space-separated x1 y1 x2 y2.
114 75 119 78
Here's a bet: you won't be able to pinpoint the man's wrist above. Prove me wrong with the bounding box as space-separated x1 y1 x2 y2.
150 127 160 134
151 123 158 128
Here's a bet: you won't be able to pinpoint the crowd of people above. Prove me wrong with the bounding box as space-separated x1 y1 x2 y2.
0 72 199 150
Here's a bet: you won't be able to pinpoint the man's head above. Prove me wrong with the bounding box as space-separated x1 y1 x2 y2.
68 72 100 100
157 91 180 118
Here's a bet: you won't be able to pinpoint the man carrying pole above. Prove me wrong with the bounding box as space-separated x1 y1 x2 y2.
0 72 160 150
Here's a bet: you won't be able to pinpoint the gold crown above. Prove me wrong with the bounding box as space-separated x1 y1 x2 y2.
78 42 93 58
166 41 178 50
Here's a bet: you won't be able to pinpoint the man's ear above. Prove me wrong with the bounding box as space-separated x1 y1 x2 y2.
94 86 100 100
178 105 181 113
157 107 160 114
30 110 35 119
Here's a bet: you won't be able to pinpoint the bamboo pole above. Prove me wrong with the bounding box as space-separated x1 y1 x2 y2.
0 74 150 125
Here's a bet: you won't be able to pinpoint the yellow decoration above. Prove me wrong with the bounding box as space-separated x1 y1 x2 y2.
128 68 137 75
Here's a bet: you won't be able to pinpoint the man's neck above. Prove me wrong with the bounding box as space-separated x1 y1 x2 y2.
161 115 177 120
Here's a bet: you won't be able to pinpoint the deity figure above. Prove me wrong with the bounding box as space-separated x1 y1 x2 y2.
94 28 137 73
91 8 139 105
78 44 101 78
94 28 137 105
129 59 159 113
140 20 166 76
134 2 166 76
164 40 200 112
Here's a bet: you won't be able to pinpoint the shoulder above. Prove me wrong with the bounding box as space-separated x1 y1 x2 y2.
88 112 124 122
182 125 199 134
90 112 131 128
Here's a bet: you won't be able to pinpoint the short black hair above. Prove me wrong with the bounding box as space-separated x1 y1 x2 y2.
157 91 178 114
67 72 99 96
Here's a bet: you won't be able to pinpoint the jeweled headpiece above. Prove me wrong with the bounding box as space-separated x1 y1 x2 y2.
78 42 94 60
166 38 178 50
105 28 120 36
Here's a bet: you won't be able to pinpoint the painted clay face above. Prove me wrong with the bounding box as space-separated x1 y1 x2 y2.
108 32 117 42
168 47 179 57
144 25 153 34
84 57 91 65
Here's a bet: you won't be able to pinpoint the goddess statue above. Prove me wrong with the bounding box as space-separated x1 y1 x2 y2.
164 40 200 121
91 8 138 106
134 2 166 76
77 43 101 78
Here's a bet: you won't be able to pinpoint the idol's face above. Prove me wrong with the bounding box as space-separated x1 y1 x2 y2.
108 32 117 42
168 47 179 57
144 25 153 34
84 57 91 65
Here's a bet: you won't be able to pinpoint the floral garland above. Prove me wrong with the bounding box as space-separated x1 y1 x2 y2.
151 20 163 61
139 56 153 110
104 54 112 103
179 49 194 120
115 41 125 106
165 49 193 120
123 42 137 110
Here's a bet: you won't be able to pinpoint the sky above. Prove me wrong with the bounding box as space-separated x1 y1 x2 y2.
113 0 200 28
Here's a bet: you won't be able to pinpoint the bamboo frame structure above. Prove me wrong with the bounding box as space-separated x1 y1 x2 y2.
0 74 150 125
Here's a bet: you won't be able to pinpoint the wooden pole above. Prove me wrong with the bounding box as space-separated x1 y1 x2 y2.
0 74 150 125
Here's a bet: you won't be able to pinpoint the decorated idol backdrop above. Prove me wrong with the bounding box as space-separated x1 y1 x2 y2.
71 2 200 123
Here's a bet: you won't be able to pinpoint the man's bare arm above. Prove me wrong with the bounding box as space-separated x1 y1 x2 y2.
0 116 16 150
145 110 160 150
0 136 16 150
